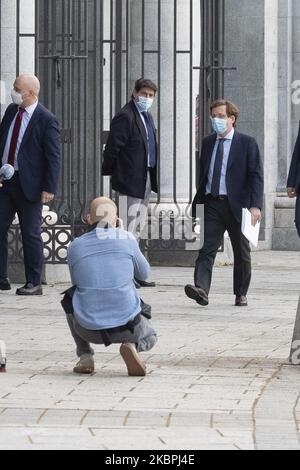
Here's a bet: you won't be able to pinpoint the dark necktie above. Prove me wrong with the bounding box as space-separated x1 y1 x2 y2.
142 112 157 168
8 108 25 167
211 139 225 197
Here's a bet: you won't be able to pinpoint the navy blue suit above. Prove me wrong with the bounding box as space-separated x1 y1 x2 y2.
102 100 158 199
192 131 264 297
193 131 264 222
287 122 300 237
0 103 61 285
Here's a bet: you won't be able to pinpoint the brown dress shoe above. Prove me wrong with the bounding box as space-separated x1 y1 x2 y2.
120 343 146 377
185 285 209 306
235 296 248 307
73 354 95 374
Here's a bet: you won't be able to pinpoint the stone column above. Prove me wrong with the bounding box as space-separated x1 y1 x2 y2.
0 0 35 117
273 0 300 250
264 0 279 249
0 0 17 116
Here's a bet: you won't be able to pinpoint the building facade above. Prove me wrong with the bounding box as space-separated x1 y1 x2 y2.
0 0 299 273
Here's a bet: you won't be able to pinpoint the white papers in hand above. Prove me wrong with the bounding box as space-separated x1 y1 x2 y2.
241 209 260 247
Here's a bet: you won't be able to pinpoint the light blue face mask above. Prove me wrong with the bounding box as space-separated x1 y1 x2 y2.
211 117 228 135
136 96 154 113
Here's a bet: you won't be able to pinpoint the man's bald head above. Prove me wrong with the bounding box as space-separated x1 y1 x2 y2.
88 197 118 228
13 75 40 107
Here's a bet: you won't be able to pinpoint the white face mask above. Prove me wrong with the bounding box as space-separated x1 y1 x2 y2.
11 89 23 106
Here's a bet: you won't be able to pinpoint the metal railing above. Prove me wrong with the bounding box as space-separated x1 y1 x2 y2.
6 0 228 264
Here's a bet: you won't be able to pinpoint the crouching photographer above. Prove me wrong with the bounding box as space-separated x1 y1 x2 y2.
62 197 157 376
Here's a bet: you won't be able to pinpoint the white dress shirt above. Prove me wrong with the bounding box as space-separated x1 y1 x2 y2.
2 100 39 171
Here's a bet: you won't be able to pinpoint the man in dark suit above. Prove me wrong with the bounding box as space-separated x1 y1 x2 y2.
185 100 264 307
287 123 300 237
102 78 158 288
0 75 61 295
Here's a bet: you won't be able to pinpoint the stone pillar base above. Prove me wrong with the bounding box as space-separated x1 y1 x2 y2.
8 264 70 285
273 195 300 250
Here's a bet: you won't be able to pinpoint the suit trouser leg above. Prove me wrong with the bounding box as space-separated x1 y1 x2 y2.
66 314 95 358
118 172 152 241
296 196 300 237
194 200 226 294
11 179 44 286
71 315 158 355
225 203 251 297
0 189 17 281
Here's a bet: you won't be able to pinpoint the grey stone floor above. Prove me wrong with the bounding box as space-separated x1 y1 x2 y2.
0 251 300 450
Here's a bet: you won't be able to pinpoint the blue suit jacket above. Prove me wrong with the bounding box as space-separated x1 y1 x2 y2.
0 103 61 202
193 131 264 222
288 122 300 191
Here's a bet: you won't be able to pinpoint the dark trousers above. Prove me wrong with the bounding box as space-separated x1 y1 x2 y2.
0 174 43 286
296 196 300 237
195 197 251 296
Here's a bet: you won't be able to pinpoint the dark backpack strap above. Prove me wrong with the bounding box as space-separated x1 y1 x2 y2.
61 286 77 314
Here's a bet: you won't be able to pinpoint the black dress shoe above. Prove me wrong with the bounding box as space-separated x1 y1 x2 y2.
235 296 248 307
0 279 11 291
16 283 43 296
185 285 209 306
136 280 156 288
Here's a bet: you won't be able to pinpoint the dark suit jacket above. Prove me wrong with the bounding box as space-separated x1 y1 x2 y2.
288 122 300 191
192 131 264 222
0 103 61 202
102 100 158 199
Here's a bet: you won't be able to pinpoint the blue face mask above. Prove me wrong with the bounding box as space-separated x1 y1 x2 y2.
136 96 154 113
211 117 228 135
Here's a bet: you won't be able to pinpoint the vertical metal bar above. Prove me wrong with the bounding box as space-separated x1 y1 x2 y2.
51 0 57 113
66 0 73 230
142 0 145 77
189 0 193 204
173 0 177 204
77 0 83 218
34 0 39 75
83 0 89 208
157 0 162 204
222 0 225 97
58 0 66 222
126 0 129 97
71 0 76 234
16 0 20 76
110 0 114 122
99 0 104 196
115 0 123 112
0 0 1 94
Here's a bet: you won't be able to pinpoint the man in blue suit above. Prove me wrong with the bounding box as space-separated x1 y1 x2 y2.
287 123 300 237
0 75 61 295
186 100 264 307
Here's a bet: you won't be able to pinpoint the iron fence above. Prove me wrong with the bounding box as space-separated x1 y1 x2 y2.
6 0 228 265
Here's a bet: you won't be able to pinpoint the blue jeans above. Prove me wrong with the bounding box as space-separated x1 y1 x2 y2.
296 196 300 237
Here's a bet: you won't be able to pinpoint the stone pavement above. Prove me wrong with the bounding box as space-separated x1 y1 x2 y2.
0 251 300 450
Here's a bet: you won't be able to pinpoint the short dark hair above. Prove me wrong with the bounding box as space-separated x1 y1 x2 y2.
134 78 158 94
210 99 240 127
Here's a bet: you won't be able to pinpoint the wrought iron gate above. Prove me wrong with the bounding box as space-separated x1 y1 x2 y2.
8 0 227 265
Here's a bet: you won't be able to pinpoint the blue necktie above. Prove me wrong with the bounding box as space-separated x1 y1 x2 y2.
211 139 225 197
142 112 157 168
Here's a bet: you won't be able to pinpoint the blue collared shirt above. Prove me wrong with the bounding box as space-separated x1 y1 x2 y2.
206 128 235 196
67 228 150 331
